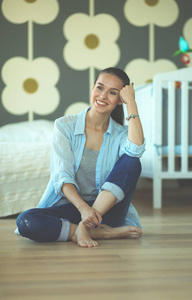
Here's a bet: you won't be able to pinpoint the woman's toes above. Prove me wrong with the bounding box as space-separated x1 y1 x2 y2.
79 240 89 248
86 240 98 248
92 240 98 247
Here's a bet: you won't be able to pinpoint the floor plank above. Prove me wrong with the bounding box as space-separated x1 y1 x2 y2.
0 186 192 300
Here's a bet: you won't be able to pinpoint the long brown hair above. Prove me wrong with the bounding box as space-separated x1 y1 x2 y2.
95 67 130 125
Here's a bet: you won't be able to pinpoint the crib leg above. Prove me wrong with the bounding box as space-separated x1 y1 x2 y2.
153 176 162 209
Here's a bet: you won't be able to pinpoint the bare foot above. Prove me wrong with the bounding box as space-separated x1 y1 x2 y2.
101 224 142 239
88 224 142 240
72 221 98 248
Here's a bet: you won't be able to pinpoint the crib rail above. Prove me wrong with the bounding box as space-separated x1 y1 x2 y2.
135 67 192 208
181 81 189 173
167 81 175 173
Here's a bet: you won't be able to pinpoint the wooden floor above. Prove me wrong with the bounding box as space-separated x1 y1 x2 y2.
0 186 192 300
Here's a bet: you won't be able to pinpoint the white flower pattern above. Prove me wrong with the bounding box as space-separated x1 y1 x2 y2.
2 57 60 120
124 0 178 84
63 13 120 70
124 0 179 27
183 18 192 67
125 59 177 86
64 102 90 116
1 0 59 24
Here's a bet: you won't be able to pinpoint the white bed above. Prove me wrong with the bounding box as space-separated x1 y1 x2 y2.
124 67 192 208
0 120 54 217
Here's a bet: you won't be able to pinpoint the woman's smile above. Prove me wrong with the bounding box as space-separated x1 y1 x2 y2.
96 99 108 106
91 73 124 114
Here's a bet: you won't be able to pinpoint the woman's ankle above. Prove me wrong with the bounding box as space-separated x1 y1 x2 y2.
67 223 78 241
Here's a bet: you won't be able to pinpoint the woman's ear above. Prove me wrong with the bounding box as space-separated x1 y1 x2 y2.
117 97 123 105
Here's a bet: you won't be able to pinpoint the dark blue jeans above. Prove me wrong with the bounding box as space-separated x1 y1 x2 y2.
16 154 141 242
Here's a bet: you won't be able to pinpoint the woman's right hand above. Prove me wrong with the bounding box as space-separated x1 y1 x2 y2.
62 183 102 228
80 205 103 228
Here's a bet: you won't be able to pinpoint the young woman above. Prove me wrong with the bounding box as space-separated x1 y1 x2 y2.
16 67 145 248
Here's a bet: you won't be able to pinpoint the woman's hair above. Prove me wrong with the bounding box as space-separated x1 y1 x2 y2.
95 67 130 125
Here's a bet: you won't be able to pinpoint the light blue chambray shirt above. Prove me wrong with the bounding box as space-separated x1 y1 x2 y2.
37 108 145 228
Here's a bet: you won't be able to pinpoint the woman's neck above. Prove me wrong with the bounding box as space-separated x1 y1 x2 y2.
86 109 110 132
85 109 110 132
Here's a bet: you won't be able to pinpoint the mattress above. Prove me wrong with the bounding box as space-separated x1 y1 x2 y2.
0 120 54 217
157 145 192 156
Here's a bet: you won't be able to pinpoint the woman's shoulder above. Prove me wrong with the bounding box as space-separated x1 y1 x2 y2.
56 113 78 125
52 115 78 136
55 113 81 132
55 108 87 127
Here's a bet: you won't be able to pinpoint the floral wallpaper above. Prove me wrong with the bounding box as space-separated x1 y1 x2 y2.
1 0 60 122
0 0 191 126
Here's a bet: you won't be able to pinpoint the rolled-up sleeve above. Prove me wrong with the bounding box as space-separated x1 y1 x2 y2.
51 119 79 196
119 137 146 158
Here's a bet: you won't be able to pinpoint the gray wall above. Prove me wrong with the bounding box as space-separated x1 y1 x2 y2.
0 0 191 126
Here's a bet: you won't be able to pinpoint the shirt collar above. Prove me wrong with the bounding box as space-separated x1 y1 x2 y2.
106 117 114 135
75 108 89 135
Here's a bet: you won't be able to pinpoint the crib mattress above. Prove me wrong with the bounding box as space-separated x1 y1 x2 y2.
161 145 192 156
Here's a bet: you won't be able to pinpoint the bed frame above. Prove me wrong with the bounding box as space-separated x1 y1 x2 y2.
126 67 192 208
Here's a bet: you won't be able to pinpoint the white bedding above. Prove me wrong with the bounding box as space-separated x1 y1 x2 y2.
0 120 54 217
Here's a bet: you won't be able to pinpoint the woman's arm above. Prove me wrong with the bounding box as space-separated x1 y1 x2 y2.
120 84 144 146
62 183 102 227
52 118 102 227
51 119 78 194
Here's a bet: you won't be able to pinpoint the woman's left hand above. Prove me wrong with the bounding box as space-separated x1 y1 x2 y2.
120 83 135 105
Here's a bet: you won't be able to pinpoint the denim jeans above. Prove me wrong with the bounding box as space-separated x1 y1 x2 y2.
16 154 141 242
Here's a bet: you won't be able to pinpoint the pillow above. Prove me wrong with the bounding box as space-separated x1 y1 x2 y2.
0 120 54 142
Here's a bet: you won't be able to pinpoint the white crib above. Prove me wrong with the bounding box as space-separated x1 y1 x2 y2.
125 67 192 208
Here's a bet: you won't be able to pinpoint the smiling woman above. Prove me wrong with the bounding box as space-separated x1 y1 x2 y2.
16 67 145 248
91 68 130 126
91 74 123 115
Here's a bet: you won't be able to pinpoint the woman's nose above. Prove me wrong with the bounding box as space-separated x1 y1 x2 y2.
99 90 107 98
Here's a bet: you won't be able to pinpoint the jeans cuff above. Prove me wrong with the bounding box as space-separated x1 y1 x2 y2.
101 182 125 203
56 219 70 242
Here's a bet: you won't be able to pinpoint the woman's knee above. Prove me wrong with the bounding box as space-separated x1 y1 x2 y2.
16 209 40 239
17 208 63 242
106 154 141 186
119 154 141 176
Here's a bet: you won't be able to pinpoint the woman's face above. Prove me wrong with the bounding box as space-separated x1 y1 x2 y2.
90 73 124 115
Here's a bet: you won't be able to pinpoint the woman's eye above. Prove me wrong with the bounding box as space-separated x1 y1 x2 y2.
96 86 103 91
110 91 116 95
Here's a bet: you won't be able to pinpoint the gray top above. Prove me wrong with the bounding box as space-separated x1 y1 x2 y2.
75 147 99 201
54 147 99 206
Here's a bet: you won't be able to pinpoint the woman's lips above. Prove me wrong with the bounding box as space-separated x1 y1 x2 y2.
96 100 107 106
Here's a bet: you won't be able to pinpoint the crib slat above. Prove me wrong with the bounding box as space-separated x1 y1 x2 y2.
181 81 189 172
168 81 175 173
